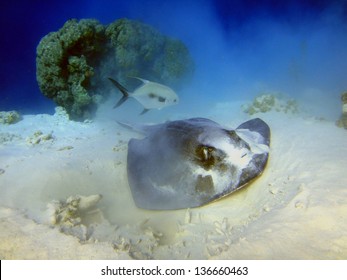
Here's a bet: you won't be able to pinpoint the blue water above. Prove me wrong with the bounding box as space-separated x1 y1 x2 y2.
1 0 347 117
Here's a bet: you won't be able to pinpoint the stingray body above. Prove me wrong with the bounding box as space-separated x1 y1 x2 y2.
125 118 270 210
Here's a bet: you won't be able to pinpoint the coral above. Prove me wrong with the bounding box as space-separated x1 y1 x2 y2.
46 194 103 241
36 18 194 120
153 38 194 84
336 115 347 129
47 194 103 226
53 106 70 120
336 92 347 129
36 19 106 120
26 130 54 145
0 111 21 124
253 94 275 113
45 194 163 251
105 19 194 87
242 93 299 115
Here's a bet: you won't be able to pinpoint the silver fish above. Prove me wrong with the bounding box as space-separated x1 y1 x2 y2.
121 117 270 210
109 77 179 115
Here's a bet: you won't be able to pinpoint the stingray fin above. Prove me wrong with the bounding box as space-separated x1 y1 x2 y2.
237 118 270 145
116 121 151 135
108 77 130 108
140 108 150 115
116 121 140 132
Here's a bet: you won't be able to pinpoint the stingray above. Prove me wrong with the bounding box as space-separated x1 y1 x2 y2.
122 118 270 210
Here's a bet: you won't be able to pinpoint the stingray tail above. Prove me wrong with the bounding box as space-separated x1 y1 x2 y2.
108 77 130 108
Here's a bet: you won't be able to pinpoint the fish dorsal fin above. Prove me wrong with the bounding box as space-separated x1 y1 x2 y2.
129 76 150 84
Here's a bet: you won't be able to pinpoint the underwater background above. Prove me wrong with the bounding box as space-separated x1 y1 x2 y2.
1 0 347 119
1 0 347 260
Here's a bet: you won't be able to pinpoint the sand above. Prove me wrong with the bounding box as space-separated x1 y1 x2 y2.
0 101 347 259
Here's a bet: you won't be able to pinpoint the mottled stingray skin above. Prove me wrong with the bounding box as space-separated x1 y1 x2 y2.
126 118 270 210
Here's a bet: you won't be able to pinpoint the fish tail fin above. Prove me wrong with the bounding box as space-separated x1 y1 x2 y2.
114 95 128 109
108 77 130 108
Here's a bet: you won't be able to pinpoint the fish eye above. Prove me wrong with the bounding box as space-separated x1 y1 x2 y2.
195 145 215 170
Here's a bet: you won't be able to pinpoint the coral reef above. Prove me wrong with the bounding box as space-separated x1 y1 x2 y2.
0 111 21 124
242 93 299 115
36 19 106 120
105 19 193 87
36 18 194 120
53 106 70 121
336 92 347 129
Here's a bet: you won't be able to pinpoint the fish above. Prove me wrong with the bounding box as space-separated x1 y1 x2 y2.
121 117 270 210
108 77 179 115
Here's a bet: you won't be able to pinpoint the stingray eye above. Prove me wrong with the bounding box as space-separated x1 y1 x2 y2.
195 145 215 170
202 147 214 161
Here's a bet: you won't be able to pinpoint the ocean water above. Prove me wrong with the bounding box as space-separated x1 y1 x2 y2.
1 0 347 259
1 0 347 117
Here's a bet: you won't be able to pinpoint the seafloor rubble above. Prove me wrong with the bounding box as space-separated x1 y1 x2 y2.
242 93 299 115
0 111 21 125
36 18 194 120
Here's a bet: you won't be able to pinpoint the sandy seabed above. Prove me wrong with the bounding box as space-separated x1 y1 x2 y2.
0 102 347 259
